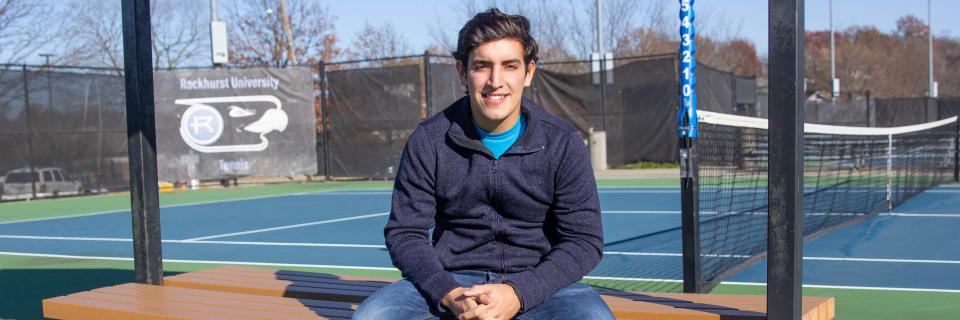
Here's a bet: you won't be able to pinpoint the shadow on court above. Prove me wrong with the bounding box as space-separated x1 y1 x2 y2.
0 268 183 320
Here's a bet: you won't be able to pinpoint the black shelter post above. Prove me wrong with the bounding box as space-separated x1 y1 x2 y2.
20 65 37 200
680 136 702 293
121 0 163 285
767 0 805 319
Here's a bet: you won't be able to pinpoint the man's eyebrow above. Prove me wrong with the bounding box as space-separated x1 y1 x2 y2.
470 59 523 65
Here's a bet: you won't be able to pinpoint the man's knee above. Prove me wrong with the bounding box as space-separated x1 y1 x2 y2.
353 280 434 320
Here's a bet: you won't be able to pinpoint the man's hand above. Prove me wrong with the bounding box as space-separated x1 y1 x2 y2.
442 287 480 316
457 284 521 320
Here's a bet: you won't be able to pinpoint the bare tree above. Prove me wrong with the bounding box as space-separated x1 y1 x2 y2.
61 0 124 71
349 22 412 60
150 0 208 68
60 0 208 70
0 0 60 64
224 0 341 67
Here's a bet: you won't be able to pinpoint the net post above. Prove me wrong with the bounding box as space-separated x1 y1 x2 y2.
887 133 893 209
319 60 331 182
121 0 163 285
954 119 959 182
679 137 702 293
767 0 804 319
678 0 702 293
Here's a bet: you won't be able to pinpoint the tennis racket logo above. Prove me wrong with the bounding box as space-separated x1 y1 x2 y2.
176 95 288 153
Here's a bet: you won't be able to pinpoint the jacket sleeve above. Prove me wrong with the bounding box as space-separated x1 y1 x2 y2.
505 130 604 311
384 126 461 311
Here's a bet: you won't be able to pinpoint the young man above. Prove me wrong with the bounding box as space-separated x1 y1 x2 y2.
353 9 614 320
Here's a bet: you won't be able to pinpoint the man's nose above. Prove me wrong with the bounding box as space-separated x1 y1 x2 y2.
487 66 503 88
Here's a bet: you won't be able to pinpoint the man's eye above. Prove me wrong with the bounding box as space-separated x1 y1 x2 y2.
472 65 488 71
505 65 518 71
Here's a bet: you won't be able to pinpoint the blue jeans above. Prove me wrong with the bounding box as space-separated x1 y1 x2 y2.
353 270 614 320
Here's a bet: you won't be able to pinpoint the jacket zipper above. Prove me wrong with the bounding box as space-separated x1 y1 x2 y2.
492 158 506 273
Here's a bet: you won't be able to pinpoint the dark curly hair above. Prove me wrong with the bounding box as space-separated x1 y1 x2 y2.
452 8 539 68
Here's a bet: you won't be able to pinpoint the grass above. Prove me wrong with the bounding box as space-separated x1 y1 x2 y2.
614 161 680 169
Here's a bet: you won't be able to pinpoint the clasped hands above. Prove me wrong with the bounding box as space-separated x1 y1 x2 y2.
442 284 521 320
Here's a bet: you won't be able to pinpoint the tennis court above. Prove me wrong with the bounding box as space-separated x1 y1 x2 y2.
1 183 957 291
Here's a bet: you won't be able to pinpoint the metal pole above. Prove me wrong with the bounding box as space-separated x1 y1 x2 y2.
423 51 433 118
319 60 331 181
954 119 959 182
596 0 604 55
678 0 701 293
210 0 217 21
596 0 606 131
121 0 163 285
887 133 893 209
928 0 935 98
679 139 701 293
20 65 37 200
830 0 836 103
767 0 804 319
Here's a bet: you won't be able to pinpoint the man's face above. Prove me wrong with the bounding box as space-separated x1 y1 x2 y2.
457 38 536 133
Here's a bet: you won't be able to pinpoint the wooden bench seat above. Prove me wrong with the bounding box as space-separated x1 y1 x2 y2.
43 266 835 319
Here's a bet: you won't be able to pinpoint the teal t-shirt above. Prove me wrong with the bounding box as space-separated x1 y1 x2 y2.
473 115 527 159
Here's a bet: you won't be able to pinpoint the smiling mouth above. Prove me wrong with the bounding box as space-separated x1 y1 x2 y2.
482 93 508 104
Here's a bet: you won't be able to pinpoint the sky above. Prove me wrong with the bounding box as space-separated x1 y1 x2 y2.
322 0 960 58
19 0 960 65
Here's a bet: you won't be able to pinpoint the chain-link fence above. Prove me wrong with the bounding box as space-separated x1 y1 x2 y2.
2 53 760 200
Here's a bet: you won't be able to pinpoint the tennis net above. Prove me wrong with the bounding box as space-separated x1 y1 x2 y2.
694 111 958 291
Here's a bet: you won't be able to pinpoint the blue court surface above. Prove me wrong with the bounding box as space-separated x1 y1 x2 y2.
0 186 957 292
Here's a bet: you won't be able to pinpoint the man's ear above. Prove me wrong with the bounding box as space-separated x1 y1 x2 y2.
523 60 537 87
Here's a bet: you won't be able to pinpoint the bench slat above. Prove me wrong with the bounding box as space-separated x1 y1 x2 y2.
92 284 353 318
169 272 383 292
164 274 373 303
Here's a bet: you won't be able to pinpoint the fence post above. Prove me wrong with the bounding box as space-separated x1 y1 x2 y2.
20 65 37 200
599 54 607 131
423 51 433 118
319 60 331 181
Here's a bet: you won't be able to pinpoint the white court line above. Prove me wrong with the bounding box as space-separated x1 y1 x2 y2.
0 192 326 226
720 281 960 293
4 235 958 265
1 251 955 293
0 235 387 248
604 252 753 259
603 210 960 218
0 251 397 271
181 212 390 241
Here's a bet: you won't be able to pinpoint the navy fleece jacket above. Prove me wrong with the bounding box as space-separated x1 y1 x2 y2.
384 96 604 312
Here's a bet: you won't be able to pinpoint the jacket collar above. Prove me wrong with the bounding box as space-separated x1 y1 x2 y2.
445 96 547 157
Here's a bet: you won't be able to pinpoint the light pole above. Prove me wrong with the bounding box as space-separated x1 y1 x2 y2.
830 0 837 102
928 0 936 98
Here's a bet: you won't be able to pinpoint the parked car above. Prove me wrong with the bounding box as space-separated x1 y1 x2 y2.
1 167 84 200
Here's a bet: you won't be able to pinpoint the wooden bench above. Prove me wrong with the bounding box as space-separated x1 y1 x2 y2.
43 266 835 319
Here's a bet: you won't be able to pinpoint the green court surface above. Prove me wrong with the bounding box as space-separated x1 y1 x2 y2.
1 179 957 320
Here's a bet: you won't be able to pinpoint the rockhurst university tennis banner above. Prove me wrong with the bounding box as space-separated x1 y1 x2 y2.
154 68 317 181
